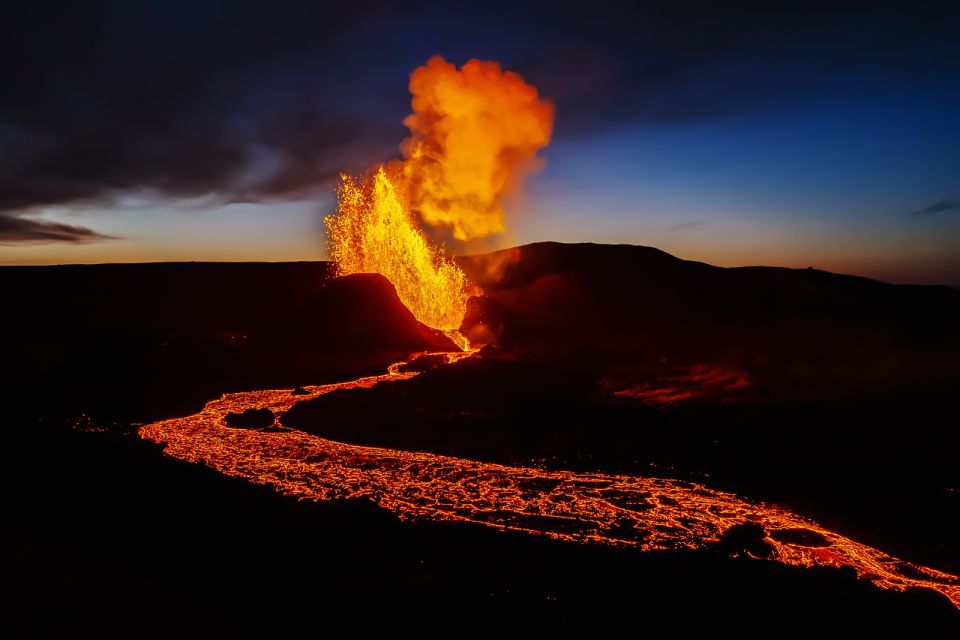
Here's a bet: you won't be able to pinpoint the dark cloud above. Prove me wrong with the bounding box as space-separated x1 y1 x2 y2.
0 0 956 241
517 2 960 135
0 0 395 239
0 214 119 244
908 200 960 216
667 221 705 231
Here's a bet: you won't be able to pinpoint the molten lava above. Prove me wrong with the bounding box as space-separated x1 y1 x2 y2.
325 168 472 331
325 56 553 332
139 351 960 611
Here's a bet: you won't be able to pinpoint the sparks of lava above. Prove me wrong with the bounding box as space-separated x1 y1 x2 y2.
325 56 554 331
326 168 472 331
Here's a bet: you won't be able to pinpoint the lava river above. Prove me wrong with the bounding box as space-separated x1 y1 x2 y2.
139 350 960 609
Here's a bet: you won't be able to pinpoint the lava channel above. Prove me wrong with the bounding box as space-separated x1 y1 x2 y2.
140 350 960 609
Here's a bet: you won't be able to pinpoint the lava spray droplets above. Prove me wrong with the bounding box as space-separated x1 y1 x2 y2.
325 56 553 332
326 168 473 331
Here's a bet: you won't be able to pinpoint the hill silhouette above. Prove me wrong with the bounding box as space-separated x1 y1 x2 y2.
458 242 959 396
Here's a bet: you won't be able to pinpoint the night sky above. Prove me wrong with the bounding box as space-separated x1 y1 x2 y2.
1 1 957 284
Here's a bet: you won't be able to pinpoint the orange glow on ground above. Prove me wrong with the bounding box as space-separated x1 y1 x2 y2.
612 363 752 404
141 353 960 610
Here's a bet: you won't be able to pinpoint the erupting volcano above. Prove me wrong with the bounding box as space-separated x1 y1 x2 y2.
325 56 554 332
131 58 960 620
7 25 959 630
9 43 960 631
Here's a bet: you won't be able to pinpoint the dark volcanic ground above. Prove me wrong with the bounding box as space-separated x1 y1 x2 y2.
289 243 960 575
2 243 959 633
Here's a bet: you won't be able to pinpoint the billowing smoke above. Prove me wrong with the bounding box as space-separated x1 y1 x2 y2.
396 56 554 241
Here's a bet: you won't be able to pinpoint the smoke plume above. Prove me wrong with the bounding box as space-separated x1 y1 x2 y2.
397 56 554 241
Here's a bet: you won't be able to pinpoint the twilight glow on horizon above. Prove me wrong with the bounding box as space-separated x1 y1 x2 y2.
1 2 957 285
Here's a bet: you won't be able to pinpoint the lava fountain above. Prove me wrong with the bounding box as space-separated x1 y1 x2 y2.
326 167 472 331
325 56 554 333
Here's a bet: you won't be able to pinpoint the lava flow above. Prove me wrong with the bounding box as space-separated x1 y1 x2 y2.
140 352 960 610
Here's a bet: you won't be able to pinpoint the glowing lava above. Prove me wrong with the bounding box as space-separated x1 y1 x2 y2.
140 353 960 611
326 168 472 331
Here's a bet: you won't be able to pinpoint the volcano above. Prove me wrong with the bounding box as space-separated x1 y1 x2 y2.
3 241 959 631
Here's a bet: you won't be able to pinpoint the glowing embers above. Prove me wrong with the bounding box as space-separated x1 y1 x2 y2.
326 168 474 331
140 356 959 610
